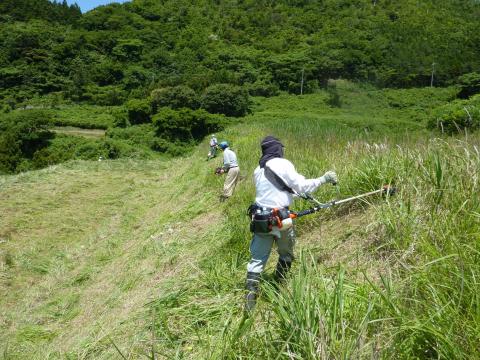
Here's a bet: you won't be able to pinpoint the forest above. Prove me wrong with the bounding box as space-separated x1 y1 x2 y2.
1 0 480 173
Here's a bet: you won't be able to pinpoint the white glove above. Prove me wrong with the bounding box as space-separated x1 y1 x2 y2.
320 171 337 185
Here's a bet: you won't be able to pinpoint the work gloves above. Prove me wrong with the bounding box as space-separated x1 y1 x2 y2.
320 170 338 185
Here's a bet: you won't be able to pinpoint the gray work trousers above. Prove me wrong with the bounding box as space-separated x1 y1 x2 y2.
246 227 295 274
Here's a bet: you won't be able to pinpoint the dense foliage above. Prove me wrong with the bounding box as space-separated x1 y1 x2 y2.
0 110 53 173
1 0 480 109
457 72 480 99
153 107 224 143
1 0 480 173
0 0 80 23
201 84 250 117
428 94 480 134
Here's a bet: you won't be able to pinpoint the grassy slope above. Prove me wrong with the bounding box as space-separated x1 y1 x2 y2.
1 84 479 359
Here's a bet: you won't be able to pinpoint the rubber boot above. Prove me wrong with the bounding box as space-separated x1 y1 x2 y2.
274 259 292 282
245 272 260 313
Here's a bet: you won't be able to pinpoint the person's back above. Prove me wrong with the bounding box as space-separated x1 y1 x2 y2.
210 136 217 147
244 136 337 313
219 141 240 201
223 147 238 169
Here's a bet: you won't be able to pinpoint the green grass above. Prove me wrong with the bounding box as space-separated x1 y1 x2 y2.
1 83 479 359
52 126 106 139
52 105 119 129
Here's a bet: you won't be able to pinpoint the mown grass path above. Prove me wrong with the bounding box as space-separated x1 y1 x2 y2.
0 156 227 358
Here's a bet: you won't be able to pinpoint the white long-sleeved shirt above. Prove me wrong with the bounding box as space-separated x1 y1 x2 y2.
254 158 326 208
210 137 217 147
223 148 238 169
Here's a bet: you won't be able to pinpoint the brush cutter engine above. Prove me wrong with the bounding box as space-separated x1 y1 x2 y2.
247 205 293 233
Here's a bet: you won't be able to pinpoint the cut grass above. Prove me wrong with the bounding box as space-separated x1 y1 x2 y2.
1 84 479 358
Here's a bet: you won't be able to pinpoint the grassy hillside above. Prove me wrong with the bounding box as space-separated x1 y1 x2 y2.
1 86 479 359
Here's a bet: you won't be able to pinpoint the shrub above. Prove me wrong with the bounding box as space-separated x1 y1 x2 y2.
111 107 129 128
152 107 224 143
102 138 152 159
0 110 53 173
326 80 341 108
106 124 156 149
428 95 480 134
201 84 250 117
125 98 151 124
246 81 279 97
151 138 184 156
52 106 117 129
457 72 480 99
90 85 126 106
150 86 199 112
0 103 12 113
31 135 104 168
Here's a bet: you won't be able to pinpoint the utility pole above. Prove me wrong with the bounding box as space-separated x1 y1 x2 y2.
300 68 304 95
430 62 436 87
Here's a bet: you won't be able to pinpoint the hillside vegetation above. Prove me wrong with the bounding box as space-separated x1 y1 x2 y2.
2 0 480 175
1 0 480 109
1 86 479 358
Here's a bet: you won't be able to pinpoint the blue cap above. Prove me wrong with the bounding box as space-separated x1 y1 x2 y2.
219 141 229 149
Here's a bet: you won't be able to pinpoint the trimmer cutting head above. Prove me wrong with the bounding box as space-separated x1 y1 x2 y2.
382 185 397 196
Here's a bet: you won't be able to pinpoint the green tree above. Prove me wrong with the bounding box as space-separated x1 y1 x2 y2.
150 86 199 112
201 84 250 117
0 110 53 173
126 98 151 124
152 107 223 143
457 72 480 99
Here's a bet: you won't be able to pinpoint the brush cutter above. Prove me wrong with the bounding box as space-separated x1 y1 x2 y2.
248 185 396 232
290 185 396 219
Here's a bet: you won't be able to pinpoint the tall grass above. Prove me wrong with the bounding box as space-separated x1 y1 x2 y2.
210 136 480 359
2 85 479 358
184 91 480 358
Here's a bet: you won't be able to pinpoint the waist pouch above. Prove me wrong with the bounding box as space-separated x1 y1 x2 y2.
248 205 290 233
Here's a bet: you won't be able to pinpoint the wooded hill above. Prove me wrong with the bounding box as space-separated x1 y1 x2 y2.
1 0 479 108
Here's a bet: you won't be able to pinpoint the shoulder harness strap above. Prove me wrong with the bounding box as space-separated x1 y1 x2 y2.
264 166 295 194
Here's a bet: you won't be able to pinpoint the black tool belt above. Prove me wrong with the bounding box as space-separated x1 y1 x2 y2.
247 204 290 233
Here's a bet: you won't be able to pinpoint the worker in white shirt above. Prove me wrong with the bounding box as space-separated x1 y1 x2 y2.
218 141 240 201
207 134 218 160
245 136 337 312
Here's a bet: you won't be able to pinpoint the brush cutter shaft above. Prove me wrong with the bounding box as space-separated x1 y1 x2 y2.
333 188 384 205
294 208 318 218
293 185 395 218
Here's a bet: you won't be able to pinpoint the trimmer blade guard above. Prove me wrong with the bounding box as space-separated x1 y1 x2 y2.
382 185 397 196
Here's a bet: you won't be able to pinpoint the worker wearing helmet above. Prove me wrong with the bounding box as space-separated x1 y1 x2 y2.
218 141 240 201
245 136 337 312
